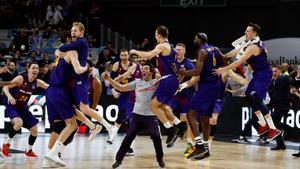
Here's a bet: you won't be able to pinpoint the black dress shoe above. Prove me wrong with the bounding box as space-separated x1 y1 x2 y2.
157 159 165 168
112 161 122 168
270 146 286 150
292 152 300 157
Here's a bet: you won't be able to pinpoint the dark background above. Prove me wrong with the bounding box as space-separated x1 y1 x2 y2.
1 0 300 52
94 0 300 48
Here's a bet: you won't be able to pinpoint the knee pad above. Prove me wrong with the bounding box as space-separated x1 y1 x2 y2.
247 94 269 116
51 121 66 134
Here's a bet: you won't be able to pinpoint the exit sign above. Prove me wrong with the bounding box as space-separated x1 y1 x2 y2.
160 0 226 7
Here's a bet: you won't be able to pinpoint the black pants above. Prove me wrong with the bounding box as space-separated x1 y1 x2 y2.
240 114 260 137
115 113 163 162
272 107 289 147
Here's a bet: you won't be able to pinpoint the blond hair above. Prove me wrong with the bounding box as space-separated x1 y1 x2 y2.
72 22 85 32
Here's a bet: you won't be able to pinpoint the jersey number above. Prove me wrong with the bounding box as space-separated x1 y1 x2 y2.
122 79 128 84
213 54 217 67
19 95 28 102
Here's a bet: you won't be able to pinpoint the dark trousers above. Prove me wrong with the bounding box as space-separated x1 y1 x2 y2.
115 113 164 162
272 107 289 147
240 114 260 137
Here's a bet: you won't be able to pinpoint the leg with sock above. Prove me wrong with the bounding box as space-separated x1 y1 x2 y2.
150 99 177 145
184 124 195 157
163 105 187 139
248 94 281 141
81 104 111 130
45 117 78 166
48 121 65 150
201 116 211 151
24 124 39 157
2 127 19 157
75 109 102 142
2 118 22 157
248 95 269 134
186 110 208 159
108 109 125 144
26 134 37 157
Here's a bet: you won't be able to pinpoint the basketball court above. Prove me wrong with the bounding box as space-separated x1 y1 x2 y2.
1 133 299 169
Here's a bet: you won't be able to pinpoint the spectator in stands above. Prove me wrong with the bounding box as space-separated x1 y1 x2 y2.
0 42 7 50
56 27 64 39
87 34 98 48
290 65 300 110
28 50 41 62
14 51 21 60
88 59 100 79
292 65 300 89
28 28 43 53
0 61 6 70
138 38 152 51
21 62 31 75
45 2 55 25
40 51 53 65
46 1 64 27
281 63 289 76
9 29 29 54
52 5 64 27
105 42 117 57
13 50 27 74
97 42 117 58
43 25 53 39
0 60 18 81
38 62 50 83
97 47 115 74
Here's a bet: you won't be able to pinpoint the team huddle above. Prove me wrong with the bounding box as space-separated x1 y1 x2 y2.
0 22 281 168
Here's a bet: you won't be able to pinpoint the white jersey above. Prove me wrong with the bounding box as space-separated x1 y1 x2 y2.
127 78 158 116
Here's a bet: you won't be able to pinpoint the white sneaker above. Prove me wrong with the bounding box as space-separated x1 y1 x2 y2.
45 152 66 167
88 124 103 141
107 126 118 144
42 158 61 168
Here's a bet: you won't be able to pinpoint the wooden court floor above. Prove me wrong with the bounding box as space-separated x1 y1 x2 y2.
0 133 299 169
